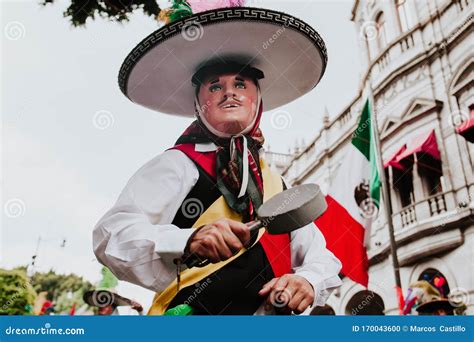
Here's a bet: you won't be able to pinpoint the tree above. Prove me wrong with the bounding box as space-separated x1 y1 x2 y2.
40 0 162 27
0 268 36 315
29 269 95 314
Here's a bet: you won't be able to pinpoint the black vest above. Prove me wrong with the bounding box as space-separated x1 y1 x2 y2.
169 160 275 315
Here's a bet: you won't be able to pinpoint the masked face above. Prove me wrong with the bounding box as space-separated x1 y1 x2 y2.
197 73 258 135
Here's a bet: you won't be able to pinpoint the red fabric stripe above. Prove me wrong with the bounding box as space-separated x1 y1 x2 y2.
259 233 291 278
171 144 217 179
315 195 368 287
171 143 291 278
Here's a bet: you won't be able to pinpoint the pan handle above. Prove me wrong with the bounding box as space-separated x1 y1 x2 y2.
184 220 264 268
246 220 263 232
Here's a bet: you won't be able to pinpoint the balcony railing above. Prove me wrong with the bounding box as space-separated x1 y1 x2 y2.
400 205 417 228
392 191 452 229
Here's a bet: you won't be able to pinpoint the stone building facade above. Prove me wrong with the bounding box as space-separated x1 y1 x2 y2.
281 0 473 315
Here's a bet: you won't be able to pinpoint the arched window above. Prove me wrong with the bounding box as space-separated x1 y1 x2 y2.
376 12 388 51
395 0 414 32
418 268 450 297
451 58 474 156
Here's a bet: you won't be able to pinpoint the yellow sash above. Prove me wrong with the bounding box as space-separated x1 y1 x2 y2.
147 162 282 315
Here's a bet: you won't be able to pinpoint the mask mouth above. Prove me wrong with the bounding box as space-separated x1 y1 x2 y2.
219 100 242 109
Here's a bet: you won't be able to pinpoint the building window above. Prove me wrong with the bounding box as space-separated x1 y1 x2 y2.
376 12 388 51
418 268 450 298
417 154 443 196
395 0 414 32
391 166 414 208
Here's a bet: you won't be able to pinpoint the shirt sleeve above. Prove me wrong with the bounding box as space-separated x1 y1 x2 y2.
282 177 342 309
290 222 342 308
93 149 199 292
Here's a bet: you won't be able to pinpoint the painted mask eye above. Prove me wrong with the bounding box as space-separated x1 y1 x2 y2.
209 84 222 92
235 82 246 89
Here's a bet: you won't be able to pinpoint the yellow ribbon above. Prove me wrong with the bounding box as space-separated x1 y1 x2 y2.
148 161 282 315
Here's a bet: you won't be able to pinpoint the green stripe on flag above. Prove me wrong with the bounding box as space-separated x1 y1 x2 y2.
351 101 371 161
352 99 381 206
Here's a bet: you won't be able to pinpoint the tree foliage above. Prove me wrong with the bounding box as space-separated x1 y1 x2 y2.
29 269 95 313
0 268 36 315
40 0 162 27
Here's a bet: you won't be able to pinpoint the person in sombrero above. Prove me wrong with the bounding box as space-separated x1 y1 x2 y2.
93 0 342 315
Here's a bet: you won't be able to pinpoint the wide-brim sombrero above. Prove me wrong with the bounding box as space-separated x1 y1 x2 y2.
416 299 457 314
118 6 327 117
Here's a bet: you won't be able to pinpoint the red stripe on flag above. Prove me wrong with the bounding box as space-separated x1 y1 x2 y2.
315 195 369 287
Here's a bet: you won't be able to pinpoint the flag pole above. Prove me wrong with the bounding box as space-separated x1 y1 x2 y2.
366 76 403 312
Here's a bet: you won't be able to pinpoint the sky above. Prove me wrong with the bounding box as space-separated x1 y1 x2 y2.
1 0 362 311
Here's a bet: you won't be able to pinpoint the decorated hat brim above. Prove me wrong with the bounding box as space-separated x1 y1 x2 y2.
118 7 327 117
416 299 457 313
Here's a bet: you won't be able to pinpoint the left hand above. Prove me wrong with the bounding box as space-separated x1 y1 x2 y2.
131 301 143 313
258 274 315 314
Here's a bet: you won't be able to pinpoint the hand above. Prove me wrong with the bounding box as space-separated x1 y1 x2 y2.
187 218 251 264
259 274 315 314
130 301 143 312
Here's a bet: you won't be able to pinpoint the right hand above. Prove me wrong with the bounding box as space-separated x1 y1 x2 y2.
187 218 251 263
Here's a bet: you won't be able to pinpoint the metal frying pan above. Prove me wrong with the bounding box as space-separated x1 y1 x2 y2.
184 183 327 268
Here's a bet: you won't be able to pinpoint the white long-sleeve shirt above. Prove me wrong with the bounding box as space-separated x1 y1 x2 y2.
93 144 342 314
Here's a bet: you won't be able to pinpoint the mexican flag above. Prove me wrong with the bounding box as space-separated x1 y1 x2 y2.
316 99 381 287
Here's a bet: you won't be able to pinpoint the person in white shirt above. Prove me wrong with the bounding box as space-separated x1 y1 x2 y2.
93 3 342 315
